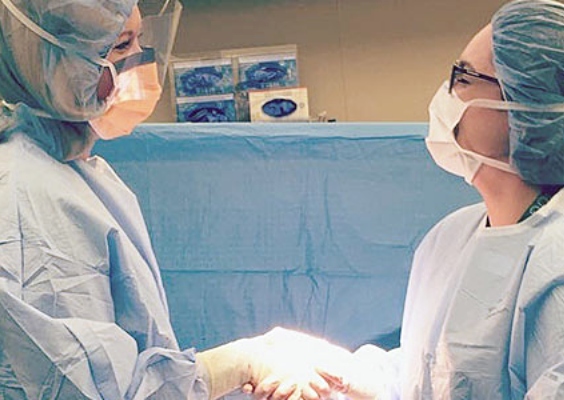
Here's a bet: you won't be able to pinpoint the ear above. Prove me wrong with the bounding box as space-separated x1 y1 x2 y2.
97 66 114 100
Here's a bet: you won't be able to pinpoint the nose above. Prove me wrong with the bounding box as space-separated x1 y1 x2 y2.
130 37 142 55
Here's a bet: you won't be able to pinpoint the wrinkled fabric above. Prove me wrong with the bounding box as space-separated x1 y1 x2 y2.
361 189 564 399
0 0 136 120
0 105 209 399
492 0 564 184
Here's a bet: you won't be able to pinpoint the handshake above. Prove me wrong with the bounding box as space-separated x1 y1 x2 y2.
196 327 389 400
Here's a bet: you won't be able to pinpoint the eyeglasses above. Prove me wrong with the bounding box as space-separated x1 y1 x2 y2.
449 61 499 94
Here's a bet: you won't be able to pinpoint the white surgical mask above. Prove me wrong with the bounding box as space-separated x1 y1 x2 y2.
427 81 520 184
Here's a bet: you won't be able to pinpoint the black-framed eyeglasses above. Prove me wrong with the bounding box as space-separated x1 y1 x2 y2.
449 61 499 94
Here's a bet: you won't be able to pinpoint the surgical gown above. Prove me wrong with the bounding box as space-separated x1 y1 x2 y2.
369 189 564 399
0 107 209 399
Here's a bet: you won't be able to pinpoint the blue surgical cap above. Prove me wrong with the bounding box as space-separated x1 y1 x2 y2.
492 0 564 185
0 0 137 121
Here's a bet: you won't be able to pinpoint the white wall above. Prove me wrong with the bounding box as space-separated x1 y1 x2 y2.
150 0 507 122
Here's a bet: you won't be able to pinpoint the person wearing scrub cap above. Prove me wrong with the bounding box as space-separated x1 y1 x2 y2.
280 0 564 399
0 0 348 399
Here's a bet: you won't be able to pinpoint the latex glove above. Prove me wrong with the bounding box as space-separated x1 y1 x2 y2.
243 328 368 400
316 344 391 400
244 327 357 400
196 328 333 400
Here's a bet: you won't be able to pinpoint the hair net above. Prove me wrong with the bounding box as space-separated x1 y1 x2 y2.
492 0 564 185
0 0 137 121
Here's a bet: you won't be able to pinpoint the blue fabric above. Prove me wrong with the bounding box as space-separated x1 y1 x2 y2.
0 107 208 399
94 122 480 351
376 188 564 399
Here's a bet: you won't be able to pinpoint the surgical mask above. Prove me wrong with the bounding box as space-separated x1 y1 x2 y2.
90 48 162 140
427 81 520 184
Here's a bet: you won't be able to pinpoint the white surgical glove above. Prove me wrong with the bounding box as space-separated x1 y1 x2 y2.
195 328 334 400
238 327 382 400
316 344 392 400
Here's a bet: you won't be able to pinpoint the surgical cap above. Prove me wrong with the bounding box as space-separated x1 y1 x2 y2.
0 0 137 121
492 0 564 185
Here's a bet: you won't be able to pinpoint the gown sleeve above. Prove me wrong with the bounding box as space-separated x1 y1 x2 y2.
346 344 402 400
523 284 564 399
0 278 210 400
0 139 210 399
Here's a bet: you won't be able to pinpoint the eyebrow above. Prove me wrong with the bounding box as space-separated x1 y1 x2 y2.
117 31 136 42
456 59 475 70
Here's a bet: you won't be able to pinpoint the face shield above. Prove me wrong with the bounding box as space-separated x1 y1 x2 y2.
98 0 182 99
0 0 181 122
138 0 182 88
87 0 182 140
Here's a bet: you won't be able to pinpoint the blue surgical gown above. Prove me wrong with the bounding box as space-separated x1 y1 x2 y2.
370 189 564 399
0 107 209 399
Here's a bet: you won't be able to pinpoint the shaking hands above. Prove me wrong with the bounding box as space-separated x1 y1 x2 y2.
240 327 387 400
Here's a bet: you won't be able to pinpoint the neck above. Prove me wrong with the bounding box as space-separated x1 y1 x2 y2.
64 125 99 161
473 166 539 227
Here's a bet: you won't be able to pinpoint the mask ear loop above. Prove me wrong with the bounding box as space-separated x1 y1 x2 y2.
445 86 521 178
458 144 520 175
449 79 564 113
463 97 564 172
468 97 564 112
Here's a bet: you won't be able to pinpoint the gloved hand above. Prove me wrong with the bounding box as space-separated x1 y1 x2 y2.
196 327 336 400
240 327 391 400
315 344 391 400
247 327 354 400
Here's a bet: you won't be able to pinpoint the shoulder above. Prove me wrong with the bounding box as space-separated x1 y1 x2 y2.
0 133 64 201
512 192 564 309
0 133 116 235
527 193 564 272
10 135 93 205
0 135 24 240
79 155 129 188
416 202 486 257
522 212 564 290
406 202 485 288
433 202 486 230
